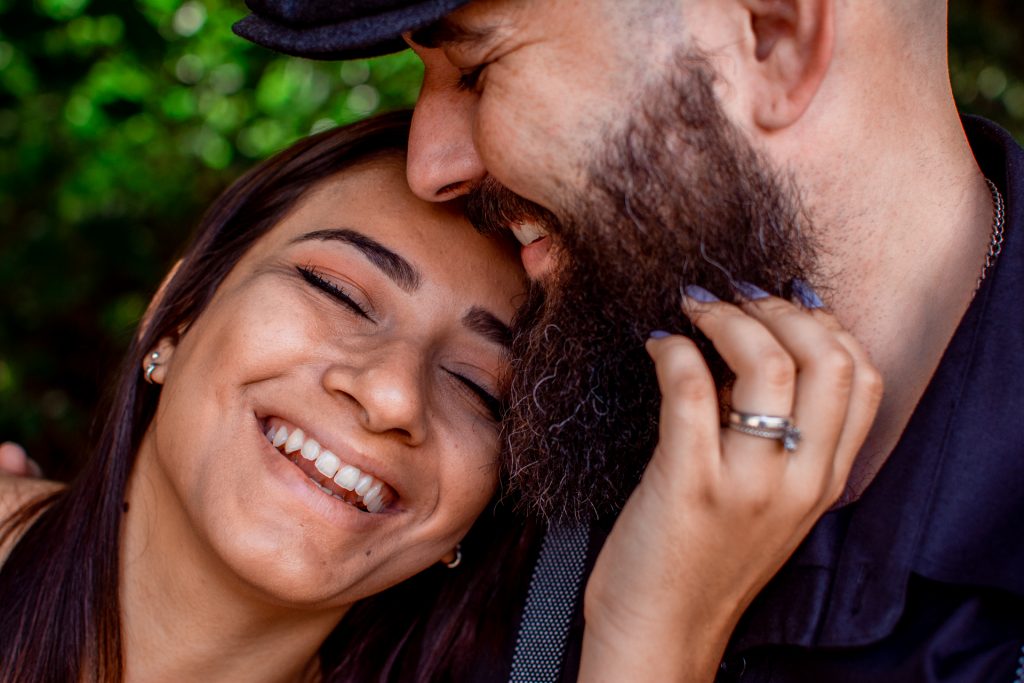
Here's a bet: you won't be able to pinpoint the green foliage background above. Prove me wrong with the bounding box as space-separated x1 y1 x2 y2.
0 0 1022 476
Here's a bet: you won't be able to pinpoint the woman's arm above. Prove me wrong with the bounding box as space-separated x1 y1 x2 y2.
578 292 882 682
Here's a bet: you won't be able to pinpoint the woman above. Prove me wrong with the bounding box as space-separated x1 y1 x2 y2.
0 110 535 682
0 111 881 682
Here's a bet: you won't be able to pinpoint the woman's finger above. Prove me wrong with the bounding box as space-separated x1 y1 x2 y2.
0 442 39 478
644 333 721 478
736 292 856 486
683 286 796 460
809 313 884 497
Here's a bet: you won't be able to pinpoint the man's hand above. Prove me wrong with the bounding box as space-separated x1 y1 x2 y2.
0 442 43 478
579 287 883 682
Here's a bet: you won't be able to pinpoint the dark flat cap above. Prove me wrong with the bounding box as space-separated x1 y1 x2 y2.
233 0 473 60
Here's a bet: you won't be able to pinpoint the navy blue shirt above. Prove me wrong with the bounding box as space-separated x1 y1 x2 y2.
481 117 1024 683
711 115 1024 683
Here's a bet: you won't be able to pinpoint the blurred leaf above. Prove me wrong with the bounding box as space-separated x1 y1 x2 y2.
0 0 1018 478
0 0 420 474
35 0 90 21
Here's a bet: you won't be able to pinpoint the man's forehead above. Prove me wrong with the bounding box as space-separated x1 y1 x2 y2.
409 16 493 48
408 1 522 49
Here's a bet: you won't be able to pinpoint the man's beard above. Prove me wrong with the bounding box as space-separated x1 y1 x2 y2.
468 53 818 523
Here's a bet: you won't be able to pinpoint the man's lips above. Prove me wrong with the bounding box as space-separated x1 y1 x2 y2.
520 236 555 280
510 221 556 280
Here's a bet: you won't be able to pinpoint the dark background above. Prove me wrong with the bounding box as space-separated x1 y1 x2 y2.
1 0 1022 478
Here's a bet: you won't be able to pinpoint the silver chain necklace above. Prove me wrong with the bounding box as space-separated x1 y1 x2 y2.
976 177 1006 293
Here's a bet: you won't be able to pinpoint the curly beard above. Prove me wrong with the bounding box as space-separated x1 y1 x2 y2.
468 52 818 523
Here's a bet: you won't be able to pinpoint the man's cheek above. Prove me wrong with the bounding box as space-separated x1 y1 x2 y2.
476 103 546 192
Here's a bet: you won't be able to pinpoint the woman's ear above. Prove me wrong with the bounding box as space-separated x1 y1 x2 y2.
740 0 834 131
138 258 184 341
141 336 178 386
439 543 462 569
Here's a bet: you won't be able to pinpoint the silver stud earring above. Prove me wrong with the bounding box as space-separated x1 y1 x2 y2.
445 543 462 569
144 351 160 384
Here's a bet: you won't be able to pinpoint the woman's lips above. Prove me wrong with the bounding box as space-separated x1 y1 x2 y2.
262 418 396 513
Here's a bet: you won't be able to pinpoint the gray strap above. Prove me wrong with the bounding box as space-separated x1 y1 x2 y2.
509 522 591 683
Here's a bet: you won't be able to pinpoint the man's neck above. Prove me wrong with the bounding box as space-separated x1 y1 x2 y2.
799 101 995 499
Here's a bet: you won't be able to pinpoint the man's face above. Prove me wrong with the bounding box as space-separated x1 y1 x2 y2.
406 0 684 268
409 0 817 521
471 53 816 521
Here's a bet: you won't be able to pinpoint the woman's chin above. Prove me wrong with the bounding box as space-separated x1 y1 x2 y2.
194 512 376 610
167 412 422 610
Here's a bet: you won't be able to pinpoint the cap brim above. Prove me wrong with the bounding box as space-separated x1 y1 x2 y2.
233 0 472 61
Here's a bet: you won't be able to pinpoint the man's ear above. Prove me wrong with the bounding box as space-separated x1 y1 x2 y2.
740 0 834 131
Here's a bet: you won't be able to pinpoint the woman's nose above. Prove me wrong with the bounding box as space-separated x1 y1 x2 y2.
322 343 429 445
406 49 487 201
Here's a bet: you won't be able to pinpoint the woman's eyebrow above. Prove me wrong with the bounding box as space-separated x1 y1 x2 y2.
463 306 511 349
291 228 421 292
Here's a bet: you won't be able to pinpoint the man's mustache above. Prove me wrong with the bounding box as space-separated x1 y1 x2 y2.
463 176 563 238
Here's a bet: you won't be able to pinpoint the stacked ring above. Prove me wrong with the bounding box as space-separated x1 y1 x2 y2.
727 411 802 452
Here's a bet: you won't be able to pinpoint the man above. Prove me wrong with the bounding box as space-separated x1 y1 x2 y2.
235 4 1024 680
8 0 1022 680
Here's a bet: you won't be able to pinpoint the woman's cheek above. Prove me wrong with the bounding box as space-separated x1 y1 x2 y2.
442 425 501 507
198 286 329 376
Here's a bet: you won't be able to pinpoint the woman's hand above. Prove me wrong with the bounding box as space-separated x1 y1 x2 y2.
579 287 883 682
0 442 42 479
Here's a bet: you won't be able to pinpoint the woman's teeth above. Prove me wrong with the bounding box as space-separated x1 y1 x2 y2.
265 423 392 513
315 451 341 478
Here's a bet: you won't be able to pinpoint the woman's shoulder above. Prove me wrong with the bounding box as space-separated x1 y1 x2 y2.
0 475 63 560
0 474 62 518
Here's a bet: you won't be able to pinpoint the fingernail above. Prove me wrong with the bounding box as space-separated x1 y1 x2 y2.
683 285 719 303
649 330 672 339
792 279 824 309
735 281 770 300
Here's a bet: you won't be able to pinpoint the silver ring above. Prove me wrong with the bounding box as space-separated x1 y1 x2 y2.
727 410 801 452
144 363 158 384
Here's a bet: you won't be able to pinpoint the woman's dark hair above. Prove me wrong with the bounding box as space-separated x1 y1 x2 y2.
0 109 540 682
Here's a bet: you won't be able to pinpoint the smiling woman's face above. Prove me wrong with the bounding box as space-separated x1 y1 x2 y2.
138 157 525 610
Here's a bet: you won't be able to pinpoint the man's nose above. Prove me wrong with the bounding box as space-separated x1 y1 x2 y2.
406 50 487 201
322 342 429 445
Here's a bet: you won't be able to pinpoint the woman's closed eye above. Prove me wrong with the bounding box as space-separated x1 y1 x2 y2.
297 265 373 321
445 369 504 422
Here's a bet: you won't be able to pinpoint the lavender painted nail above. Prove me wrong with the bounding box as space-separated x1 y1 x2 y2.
736 281 771 300
792 279 825 309
683 285 719 303
649 330 672 339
